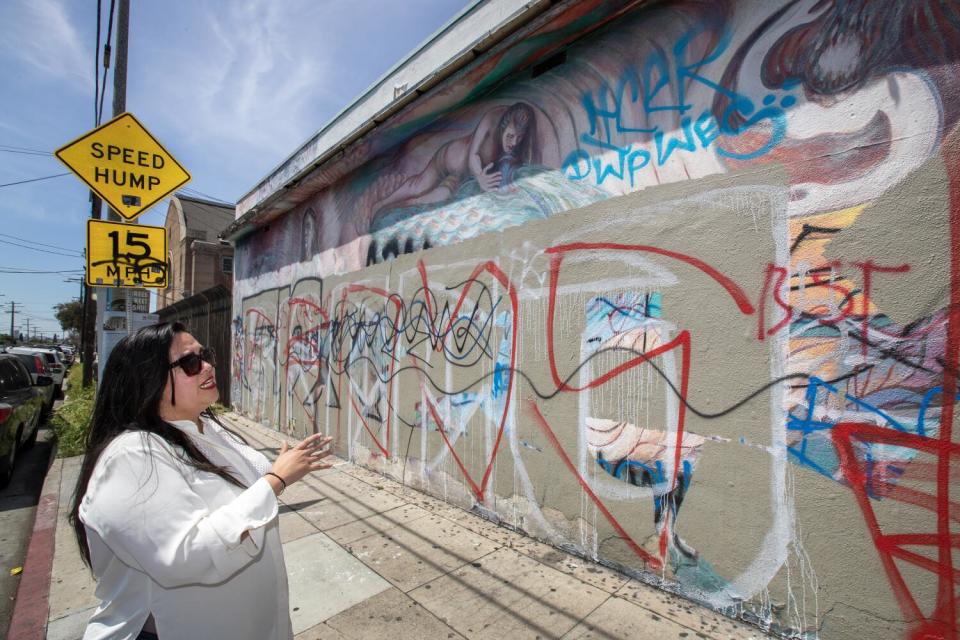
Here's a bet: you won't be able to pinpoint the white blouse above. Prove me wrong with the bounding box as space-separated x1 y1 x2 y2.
78 416 292 640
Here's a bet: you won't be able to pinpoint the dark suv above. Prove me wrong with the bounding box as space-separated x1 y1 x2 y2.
0 354 49 487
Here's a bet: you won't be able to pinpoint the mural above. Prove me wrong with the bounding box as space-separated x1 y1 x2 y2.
232 1 960 638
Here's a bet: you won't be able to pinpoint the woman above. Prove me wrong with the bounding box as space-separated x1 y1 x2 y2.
69 322 332 639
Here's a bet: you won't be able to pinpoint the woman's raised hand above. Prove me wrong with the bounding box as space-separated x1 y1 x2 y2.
270 434 334 486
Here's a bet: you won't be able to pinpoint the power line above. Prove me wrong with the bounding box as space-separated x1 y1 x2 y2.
181 187 229 203
181 187 231 205
0 144 53 154
0 238 83 258
98 0 117 126
0 172 71 189
0 149 53 157
14 305 57 312
0 233 81 253
95 0 101 125
0 267 85 274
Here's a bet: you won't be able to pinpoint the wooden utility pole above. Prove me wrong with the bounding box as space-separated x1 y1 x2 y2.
109 0 147 331
87 0 130 385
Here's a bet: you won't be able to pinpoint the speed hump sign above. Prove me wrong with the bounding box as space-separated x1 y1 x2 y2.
87 219 168 288
56 113 191 221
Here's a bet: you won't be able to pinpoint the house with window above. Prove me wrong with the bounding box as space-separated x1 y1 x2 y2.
156 193 234 308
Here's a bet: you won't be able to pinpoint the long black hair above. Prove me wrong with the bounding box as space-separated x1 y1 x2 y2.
69 321 248 568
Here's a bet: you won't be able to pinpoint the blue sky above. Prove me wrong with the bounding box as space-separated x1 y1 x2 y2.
0 0 468 337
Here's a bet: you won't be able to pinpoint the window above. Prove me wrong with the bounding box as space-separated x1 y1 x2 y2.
0 360 14 391
221 256 233 274
13 354 35 374
0 359 27 391
10 360 31 388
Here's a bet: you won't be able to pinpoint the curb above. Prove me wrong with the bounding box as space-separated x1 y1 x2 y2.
8 438 61 640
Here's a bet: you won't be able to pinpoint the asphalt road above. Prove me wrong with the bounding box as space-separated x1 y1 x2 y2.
0 416 57 639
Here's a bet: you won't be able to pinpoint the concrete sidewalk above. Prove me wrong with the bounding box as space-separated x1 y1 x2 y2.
41 413 773 639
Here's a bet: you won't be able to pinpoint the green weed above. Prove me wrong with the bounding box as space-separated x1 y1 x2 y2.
50 366 95 458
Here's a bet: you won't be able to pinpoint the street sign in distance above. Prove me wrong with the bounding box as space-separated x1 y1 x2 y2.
87 219 168 288
56 113 191 221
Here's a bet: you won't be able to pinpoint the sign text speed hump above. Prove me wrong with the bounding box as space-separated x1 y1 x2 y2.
87 219 168 288
57 113 190 221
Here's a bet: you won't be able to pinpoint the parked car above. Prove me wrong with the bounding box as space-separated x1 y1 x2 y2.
9 347 65 396
59 345 76 365
0 354 49 487
50 344 74 366
11 352 56 419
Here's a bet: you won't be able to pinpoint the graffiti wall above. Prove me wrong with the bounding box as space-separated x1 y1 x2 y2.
232 1 960 637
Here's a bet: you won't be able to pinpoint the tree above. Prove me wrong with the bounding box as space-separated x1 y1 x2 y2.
54 299 83 336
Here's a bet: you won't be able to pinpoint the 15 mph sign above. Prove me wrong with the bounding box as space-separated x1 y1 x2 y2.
56 113 190 221
87 219 167 288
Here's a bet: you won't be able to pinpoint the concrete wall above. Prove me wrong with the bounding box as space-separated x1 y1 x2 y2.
232 1 960 637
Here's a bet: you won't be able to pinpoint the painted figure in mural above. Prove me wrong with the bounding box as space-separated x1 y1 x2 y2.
248 315 278 421
300 207 319 262
367 102 539 220
69 322 334 640
285 323 325 434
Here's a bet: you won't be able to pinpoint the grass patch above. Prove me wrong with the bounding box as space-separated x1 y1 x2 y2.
51 365 96 458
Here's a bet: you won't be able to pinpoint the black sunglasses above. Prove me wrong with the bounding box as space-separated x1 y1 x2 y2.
169 347 217 377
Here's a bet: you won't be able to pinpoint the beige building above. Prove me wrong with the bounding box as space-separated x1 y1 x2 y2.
157 193 234 309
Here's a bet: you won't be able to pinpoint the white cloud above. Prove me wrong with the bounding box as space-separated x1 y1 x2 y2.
113 0 466 201
139 0 332 162
0 0 90 91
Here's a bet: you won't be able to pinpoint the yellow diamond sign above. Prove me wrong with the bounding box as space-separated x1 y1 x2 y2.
56 113 190 221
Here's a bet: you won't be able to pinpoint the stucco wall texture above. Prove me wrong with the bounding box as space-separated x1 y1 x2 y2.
231 1 960 637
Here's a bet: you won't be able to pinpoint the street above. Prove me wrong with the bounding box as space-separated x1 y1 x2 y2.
0 418 56 639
